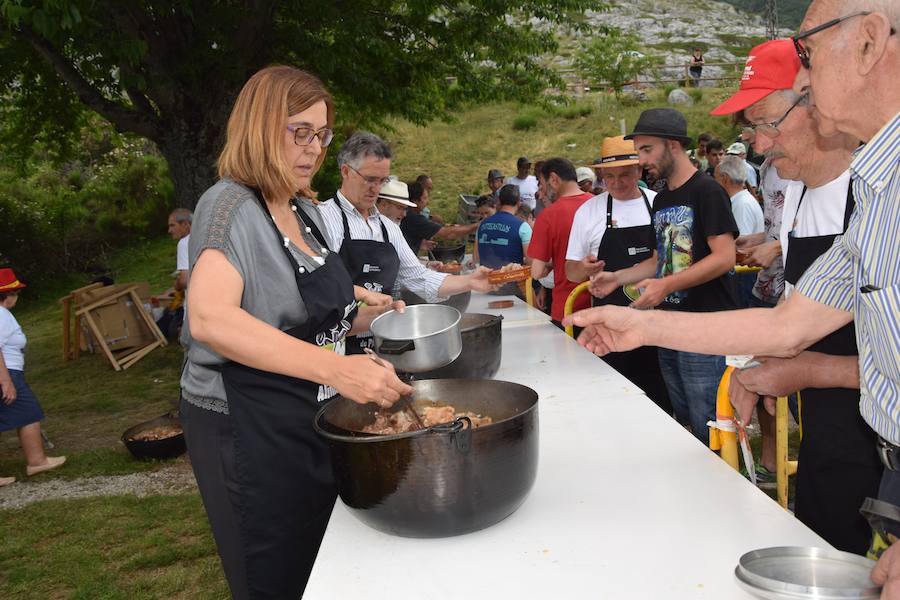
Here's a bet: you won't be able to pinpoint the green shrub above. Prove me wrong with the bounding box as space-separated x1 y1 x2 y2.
663 84 677 99
0 137 172 294
512 110 540 130
689 88 704 103
555 102 594 119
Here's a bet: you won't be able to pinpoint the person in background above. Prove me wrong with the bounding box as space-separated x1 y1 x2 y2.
689 47 705 86
475 194 497 220
589 108 739 445
375 179 416 225
704 139 725 177
716 155 764 237
506 156 539 210
0 268 66 487
688 132 713 171
566 136 669 413
528 158 593 329
400 181 477 255
726 141 760 195
414 174 443 224
590 157 606 194
486 169 505 199
715 155 764 308
476 184 532 269
575 166 597 194
154 208 192 339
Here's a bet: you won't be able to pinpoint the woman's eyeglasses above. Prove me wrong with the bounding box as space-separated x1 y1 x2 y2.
287 125 334 148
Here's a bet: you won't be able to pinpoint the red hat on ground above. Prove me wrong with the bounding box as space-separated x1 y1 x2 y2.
0 268 27 293
710 39 801 116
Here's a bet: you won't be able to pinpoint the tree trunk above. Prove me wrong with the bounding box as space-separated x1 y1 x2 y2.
157 126 221 210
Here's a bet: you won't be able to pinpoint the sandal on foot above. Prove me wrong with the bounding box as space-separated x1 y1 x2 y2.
0 476 15 487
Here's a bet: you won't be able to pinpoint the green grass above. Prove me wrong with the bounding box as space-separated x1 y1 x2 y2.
386 90 742 221
0 494 228 599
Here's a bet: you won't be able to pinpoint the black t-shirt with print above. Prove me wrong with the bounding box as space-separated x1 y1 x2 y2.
647 170 739 312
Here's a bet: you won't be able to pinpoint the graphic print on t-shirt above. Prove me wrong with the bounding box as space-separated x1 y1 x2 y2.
654 205 694 305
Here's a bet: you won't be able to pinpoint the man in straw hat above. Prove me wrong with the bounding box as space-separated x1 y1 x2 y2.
586 108 740 445
565 136 669 413
375 179 416 225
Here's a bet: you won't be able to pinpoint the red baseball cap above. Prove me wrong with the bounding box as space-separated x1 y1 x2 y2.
0 268 26 293
710 39 801 116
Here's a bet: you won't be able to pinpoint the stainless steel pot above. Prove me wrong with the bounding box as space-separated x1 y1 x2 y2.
369 304 462 373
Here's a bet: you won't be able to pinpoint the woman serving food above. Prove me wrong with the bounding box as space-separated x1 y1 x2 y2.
180 65 411 599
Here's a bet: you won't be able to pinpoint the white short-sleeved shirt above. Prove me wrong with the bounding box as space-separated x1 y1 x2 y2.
0 306 26 371
566 190 657 261
779 170 852 296
505 175 539 210
176 234 190 271
730 189 765 236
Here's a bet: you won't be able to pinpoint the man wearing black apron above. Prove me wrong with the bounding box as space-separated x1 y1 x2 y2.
318 132 498 346
780 177 882 554
565 136 670 413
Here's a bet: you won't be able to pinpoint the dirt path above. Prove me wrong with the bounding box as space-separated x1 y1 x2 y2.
0 462 197 510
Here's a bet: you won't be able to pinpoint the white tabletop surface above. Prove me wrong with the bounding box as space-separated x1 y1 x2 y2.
306 304 828 599
467 291 552 326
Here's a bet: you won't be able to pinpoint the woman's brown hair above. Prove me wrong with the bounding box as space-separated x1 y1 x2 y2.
218 65 334 202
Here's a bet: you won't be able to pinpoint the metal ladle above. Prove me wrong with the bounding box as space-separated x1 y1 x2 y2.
363 348 425 430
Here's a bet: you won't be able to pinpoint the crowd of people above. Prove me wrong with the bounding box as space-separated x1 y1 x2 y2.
1 0 897 596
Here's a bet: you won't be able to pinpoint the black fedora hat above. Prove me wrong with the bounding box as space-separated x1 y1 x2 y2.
624 108 693 145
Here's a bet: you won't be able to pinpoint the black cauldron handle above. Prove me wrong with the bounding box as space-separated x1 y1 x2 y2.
430 416 472 454
378 339 416 355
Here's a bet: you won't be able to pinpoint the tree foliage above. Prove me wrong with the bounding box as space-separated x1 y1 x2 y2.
0 0 607 208
574 27 654 98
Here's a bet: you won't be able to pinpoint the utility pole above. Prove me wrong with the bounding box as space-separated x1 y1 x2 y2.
765 0 779 39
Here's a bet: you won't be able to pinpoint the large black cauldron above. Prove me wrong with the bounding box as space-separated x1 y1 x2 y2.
313 379 538 538
417 313 502 380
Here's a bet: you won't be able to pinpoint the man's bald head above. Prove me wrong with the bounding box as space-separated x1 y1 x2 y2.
803 0 900 31
795 0 899 142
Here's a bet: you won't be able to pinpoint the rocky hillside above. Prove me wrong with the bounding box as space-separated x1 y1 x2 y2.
550 0 795 85
722 0 812 29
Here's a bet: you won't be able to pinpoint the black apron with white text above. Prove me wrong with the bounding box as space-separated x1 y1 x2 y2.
220 192 358 598
593 190 671 414
784 184 881 554
333 199 401 355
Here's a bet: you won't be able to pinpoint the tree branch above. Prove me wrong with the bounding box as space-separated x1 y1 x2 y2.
17 25 162 140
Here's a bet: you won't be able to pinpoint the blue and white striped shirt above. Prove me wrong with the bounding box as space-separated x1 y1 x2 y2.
316 192 448 303
797 110 900 444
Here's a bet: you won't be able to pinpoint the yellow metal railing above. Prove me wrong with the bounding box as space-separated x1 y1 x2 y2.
563 281 591 338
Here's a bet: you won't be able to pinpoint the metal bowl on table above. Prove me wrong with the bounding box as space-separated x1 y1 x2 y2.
314 378 539 538
734 546 880 599
370 304 462 373
418 313 502 380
